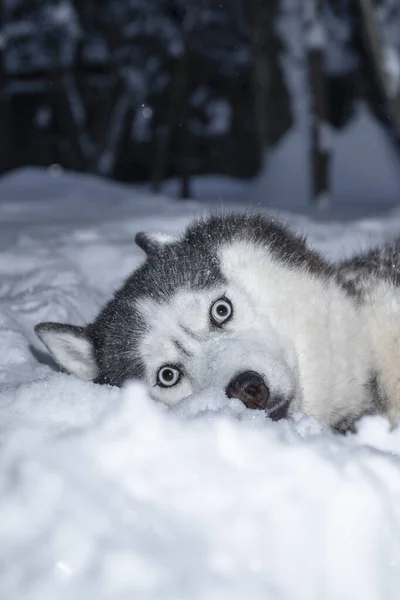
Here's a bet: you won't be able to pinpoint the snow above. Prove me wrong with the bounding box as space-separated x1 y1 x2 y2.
2 165 400 598
383 45 400 98
303 1 326 50
324 2 358 76
305 22 326 50
34 105 52 129
132 105 153 142
207 99 232 136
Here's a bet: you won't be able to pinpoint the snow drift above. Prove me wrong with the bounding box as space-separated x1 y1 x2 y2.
1 168 400 599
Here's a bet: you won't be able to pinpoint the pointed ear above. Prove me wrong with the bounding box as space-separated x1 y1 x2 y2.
34 322 98 380
135 231 178 255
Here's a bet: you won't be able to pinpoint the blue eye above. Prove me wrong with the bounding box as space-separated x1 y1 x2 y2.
210 298 233 326
157 366 181 387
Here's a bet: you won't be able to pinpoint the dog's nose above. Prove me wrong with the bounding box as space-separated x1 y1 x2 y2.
226 371 270 410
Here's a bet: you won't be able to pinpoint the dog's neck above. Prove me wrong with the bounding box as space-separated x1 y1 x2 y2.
264 263 380 427
358 280 400 425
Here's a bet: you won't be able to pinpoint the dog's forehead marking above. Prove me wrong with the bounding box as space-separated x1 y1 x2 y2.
136 289 218 353
173 339 193 357
179 324 202 341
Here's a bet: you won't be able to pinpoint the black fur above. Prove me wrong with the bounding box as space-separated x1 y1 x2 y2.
336 239 400 296
135 232 164 255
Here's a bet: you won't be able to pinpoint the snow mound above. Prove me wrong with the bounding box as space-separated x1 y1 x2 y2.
2 382 400 600
2 168 400 598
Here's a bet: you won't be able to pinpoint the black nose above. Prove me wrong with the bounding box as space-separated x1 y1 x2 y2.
226 371 270 410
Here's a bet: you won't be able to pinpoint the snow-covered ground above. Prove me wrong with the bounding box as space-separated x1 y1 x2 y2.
2 165 400 599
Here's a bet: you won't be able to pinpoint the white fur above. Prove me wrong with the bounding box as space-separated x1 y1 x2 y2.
37 329 98 380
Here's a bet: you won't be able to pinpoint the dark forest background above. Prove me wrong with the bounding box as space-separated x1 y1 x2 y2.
1 0 400 201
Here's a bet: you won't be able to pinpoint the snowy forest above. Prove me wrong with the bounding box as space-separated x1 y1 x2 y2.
1 0 400 201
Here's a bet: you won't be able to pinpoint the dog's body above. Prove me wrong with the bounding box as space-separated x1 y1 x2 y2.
35 213 400 431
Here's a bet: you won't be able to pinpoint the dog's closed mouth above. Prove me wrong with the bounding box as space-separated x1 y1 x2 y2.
266 396 291 421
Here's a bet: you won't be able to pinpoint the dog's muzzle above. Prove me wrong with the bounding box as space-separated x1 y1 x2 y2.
226 371 270 410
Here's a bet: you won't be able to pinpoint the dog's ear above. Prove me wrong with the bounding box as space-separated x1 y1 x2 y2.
135 231 178 255
34 322 98 380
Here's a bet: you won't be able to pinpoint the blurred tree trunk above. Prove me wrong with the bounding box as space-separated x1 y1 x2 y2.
304 0 331 206
151 48 190 195
49 19 94 172
175 108 192 199
65 0 139 178
151 2 204 198
95 78 134 176
0 3 15 174
248 0 269 160
247 0 293 161
354 0 400 142
0 8 8 173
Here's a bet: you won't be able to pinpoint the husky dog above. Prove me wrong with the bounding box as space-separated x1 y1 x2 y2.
35 213 400 431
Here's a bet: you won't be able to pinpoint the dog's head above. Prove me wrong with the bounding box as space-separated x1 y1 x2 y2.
35 214 330 420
